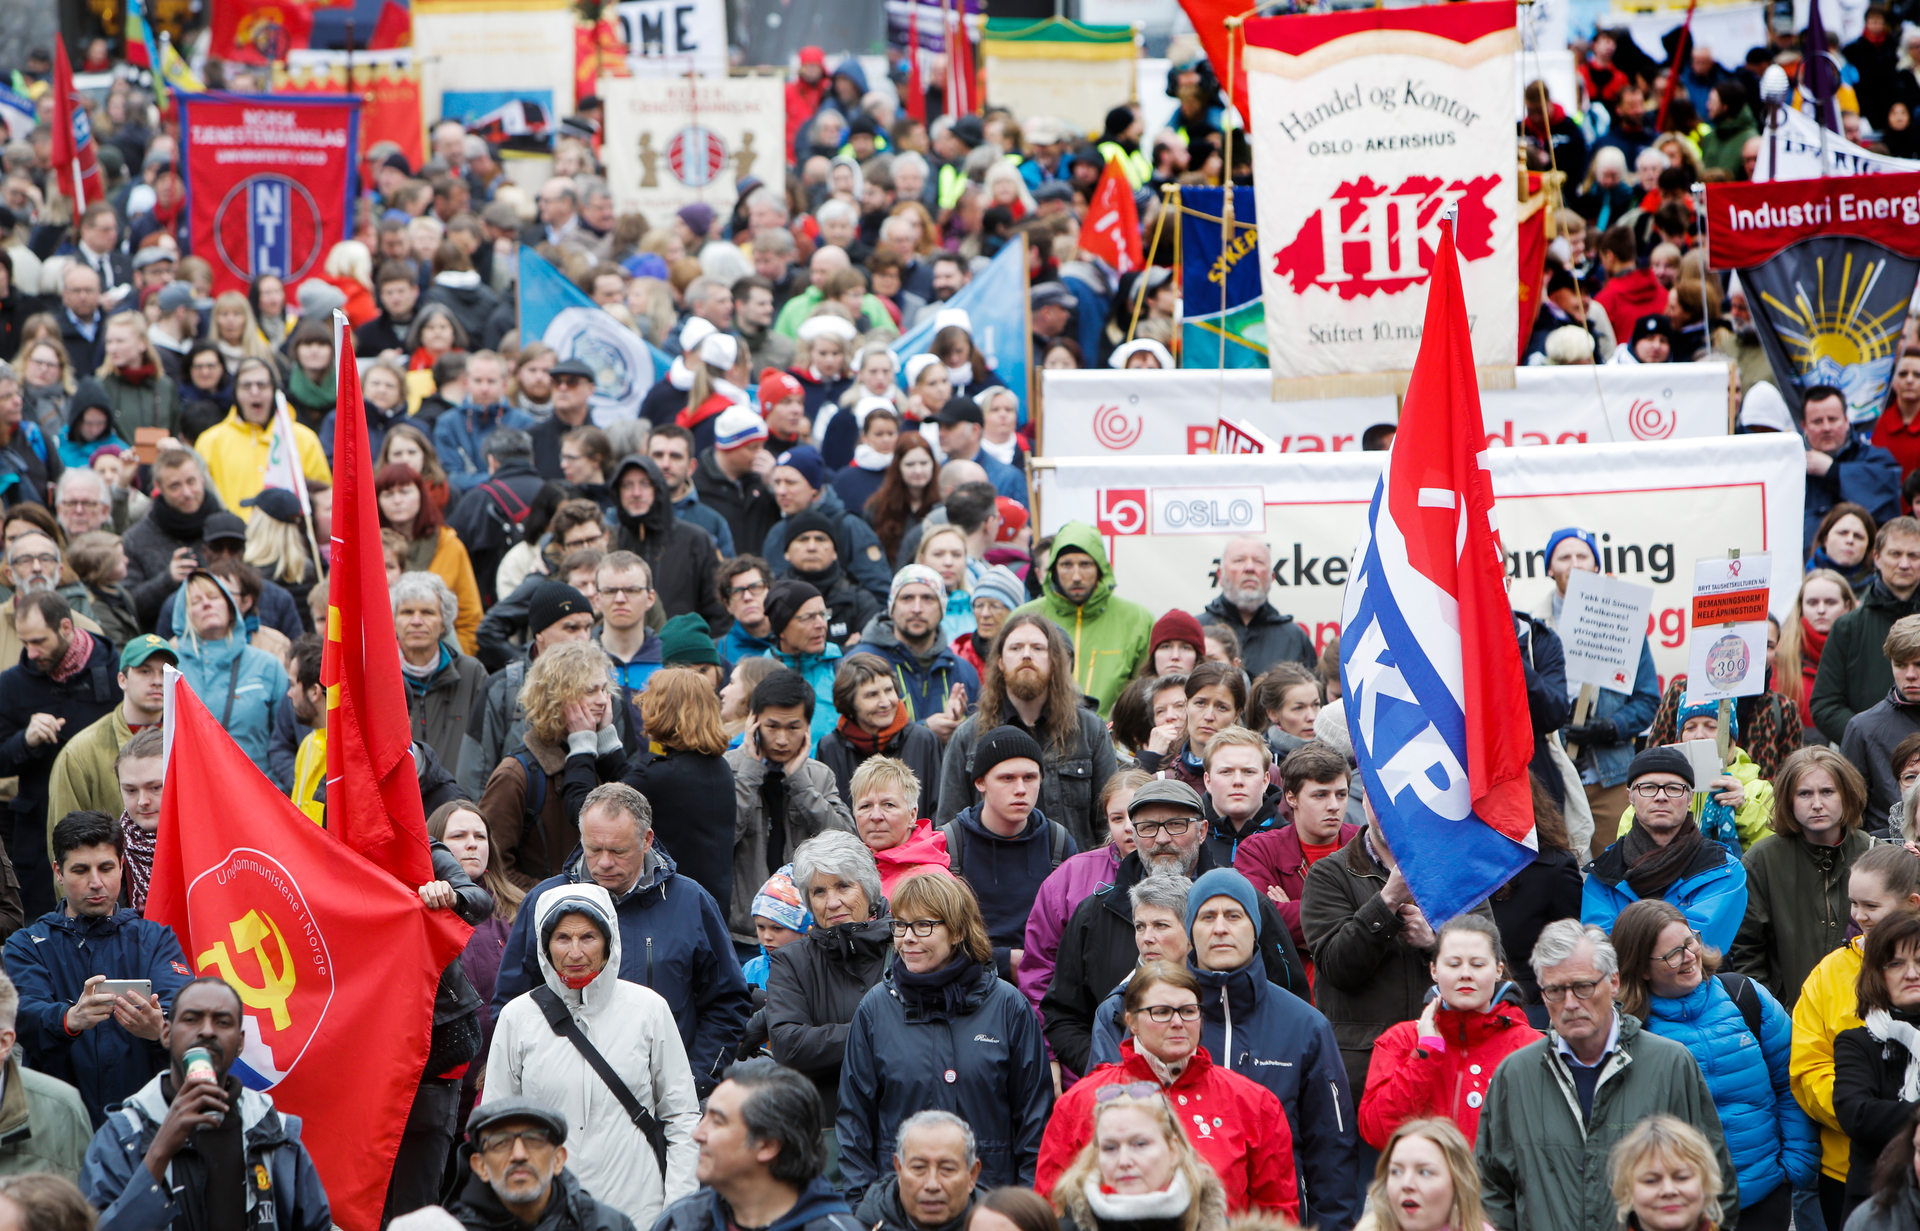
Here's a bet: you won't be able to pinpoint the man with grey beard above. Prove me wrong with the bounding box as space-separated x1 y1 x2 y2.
449 1098 634 1231
1195 537 1320 677
0 532 102 677
1713 278 1773 395
1037 779 1305 1077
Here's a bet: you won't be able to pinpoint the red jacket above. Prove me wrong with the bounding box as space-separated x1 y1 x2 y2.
1232 822 1361 952
1036 1042 1298 1219
785 76 830 154
1594 267 1669 338
1357 992 1540 1149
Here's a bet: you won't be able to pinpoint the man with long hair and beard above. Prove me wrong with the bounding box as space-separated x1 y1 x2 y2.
933 613 1115 852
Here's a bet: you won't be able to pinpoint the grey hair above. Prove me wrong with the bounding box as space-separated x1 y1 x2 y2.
0 360 15 387
7 532 58 564
754 227 796 256
578 177 613 205
390 570 462 654
581 782 653 837
484 427 533 464
896 1109 978 1169
1129 873 1191 920
892 152 930 182
816 200 858 227
686 276 730 309
607 418 650 458
745 188 789 220
791 830 883 916
1530 919 1618 981
0 968 16 1032
55 466 107 503
879 214 917 242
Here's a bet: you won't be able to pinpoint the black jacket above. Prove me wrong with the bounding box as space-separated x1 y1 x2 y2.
792 561 880 648
1489 846 1585 1006
1515 612 1573 810
609 455 726 635
58 309 104 378
620 741 736 920
528 411 593 482
1834 1015 1920 1206
1195 594 1318 678
1040 845 1306 1076
817 721 942 810
448 1166 637 1231
654 1178 860 1231
693 447 781 560
855 1175 975 1231
0 633 122 840
446 461 547 604
354 311 415 359
765 916 892 1119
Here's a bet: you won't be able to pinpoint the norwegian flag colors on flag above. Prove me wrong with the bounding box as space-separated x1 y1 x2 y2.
1339 216 1536 926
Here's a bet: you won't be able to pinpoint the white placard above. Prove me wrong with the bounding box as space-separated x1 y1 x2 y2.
1561 569 1654 694
412 4 576 124
600 77 785 221
1684 622 1771 704
1692 552 1774 625
615 0 728 79
1036 362 1732 459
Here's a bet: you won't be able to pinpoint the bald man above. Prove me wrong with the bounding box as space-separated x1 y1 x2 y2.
1195 536 1320 676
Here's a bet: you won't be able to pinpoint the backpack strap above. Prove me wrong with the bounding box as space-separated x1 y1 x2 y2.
511 747 548 872
1717 972 1763 1039
1048 823 1070 871
528 985 670 1175
938 821 962 878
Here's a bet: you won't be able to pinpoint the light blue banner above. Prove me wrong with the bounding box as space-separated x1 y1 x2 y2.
891 235 1029 416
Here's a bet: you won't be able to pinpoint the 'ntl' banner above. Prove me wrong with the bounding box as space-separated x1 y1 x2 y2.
1245 1 1517 398
1181 187 1265 368
1705 171 1920 423
178 92 361 298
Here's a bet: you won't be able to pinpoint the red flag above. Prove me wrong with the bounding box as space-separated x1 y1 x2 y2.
1516 182 1550 360
367 0 412 49
905 5 927 125
147 677 470 1231
49 36 102 210
1175 0 1247 121
321 312 434 886
209 0 317 64
944 0 976 116
1080 155 1143 275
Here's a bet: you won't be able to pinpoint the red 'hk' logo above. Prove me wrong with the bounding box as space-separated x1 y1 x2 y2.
1271 174 1501 298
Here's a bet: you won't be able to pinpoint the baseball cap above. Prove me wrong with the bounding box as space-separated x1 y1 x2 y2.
1031 282 1074 310
120 634 178 671
132 247 176 271
203 512 247 544
930 396 983 427
242 488 303 526
155 282 195 314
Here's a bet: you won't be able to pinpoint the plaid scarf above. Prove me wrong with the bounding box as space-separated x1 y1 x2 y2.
121 811 156 913
50 628 93 683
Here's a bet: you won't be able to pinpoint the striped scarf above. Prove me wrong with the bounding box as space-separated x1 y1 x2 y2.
120 812 156 913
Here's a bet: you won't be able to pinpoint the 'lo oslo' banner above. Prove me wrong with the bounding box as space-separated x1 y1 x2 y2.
178 92 360 298
1181 186 1265 369
1705 170 1920 423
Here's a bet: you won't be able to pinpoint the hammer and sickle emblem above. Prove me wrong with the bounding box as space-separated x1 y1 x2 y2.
197 910 297 1031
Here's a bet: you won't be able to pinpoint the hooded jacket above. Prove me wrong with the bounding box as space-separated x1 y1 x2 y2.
934 701 1116 852
653 1176 861 1231
448 1167 637 1231
816 721 944 820
1195 594 1318 678
487 884 700 1230
1842 687 1920 819
425 272 504 343
1645 972 1820 1207
1358 987 1541 1148
609 455 727 635
796 561 880 648
1581 829 1749 953
81 1072 331 1231
433 399 538 494
943 804 1078 973
1301 829 1498 1095
1011 526 1152 717
835 960 1053 1205
170 570 292 770
723 747 854 943
765 915 893 1119
847 616 981 726
1037 1041 1299 1219
4 906 190 1128
1728 827 1872 1012
1475 1013 1740 1231
194 406 333 520
1813 575 1920 744
1792 936 1867 1182
768 640 844 751
762 486 893 602
1017 843 1123 1012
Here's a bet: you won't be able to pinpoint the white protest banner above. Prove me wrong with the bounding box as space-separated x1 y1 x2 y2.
1685 623 1771 704
1560 569 1654 694
1037 362 1732 457
412 0 576 124
1691 554 1774 626
600 77 784 220
616 0 728 78
1035 433 1803 684
1243 1 1517 396
1753 105 1920 182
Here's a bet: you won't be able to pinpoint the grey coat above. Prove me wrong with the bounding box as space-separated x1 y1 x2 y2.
722 747 854 943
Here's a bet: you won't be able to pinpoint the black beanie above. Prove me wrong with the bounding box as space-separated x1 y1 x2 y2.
784 509 840 553
528 583 592 637
764 579 823 637
971 725 1047 783
1627 745 1695 789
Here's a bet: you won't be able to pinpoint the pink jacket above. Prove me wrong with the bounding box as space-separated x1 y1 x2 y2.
1018 843 1124 1010
874 818 956 898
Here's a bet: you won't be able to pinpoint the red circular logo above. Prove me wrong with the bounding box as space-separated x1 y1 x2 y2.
666 126 727 188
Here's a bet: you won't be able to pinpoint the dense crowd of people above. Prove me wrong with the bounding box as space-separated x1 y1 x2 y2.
2 11 1920 1231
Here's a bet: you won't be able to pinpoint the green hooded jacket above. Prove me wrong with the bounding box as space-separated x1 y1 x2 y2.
1011 522 1151 717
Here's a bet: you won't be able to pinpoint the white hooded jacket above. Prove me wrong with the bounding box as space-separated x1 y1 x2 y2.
484 883 700 1229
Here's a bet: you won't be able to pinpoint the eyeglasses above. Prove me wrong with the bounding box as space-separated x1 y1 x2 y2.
1131 817 1199 839
890 918 945 938
599 586 651 600
730 582 769 600
56 499 105 511
1656 936 1699 970
792 610 828 624
1630 782 1692 801
563 533 606 548
1095 1082 1160 1102
478 1127 556 1156
8 553 58 568
1539 980 1604 1003
1131 1004 1201 1023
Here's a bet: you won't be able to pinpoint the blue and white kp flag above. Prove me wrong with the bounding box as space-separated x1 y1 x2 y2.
518 245 653 426
0 88 33 143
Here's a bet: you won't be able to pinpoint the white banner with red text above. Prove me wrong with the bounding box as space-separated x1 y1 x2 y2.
1036 362 1733 458
1033 433 1802 685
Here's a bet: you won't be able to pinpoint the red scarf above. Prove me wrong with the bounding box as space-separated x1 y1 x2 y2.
835 703 909 756
409 347 439 372
50 628 94 683
1799 617 1830 725
677 392 732 430
116 362 157 387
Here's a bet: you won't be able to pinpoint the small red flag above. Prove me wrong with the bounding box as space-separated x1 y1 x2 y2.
367 0 412 49
147 677 470 1231
321 311 434 887
1080 155 1143 275
944 0 976 116
209 0 317 64
1175 0 1248 120
49 36 102 210
906 5 927 125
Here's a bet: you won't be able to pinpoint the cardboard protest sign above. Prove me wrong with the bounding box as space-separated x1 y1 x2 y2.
1682 554 1774 704
1560 569 1654 695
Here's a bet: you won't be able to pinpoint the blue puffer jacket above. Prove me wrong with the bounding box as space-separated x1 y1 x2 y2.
1582 836 1749 953
432 400 537 493
768 641 843 751
3 908 192 1127
1642 974 1821 1205
171 570 291 772
1086 955 1363 1231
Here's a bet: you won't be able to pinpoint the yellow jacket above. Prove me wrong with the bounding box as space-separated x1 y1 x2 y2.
195 408 332 520
293 727 326 825
423 525 483 655
1791 935 1863 1181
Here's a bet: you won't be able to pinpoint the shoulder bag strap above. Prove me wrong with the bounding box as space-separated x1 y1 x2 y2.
528 984 669 1175
222 656 243 728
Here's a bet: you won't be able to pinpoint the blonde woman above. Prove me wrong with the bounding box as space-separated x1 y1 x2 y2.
1776 569 1856 739
17 338 75 441
242 490 319 624
210 291 278 373
1354 1118 1491 1231
625 277 678 346
1050 1085 1229 1231
478 641 627 887
95 311 180 438
623 668 736 909
1609 1115 1725 1231
916 524 974 643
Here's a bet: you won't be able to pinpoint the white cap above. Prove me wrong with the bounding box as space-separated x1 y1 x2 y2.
679 317 718 354
905 352 944 386
1107 339 1175 370
797 314 858 344
697 332 739 370
933 308 973 335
